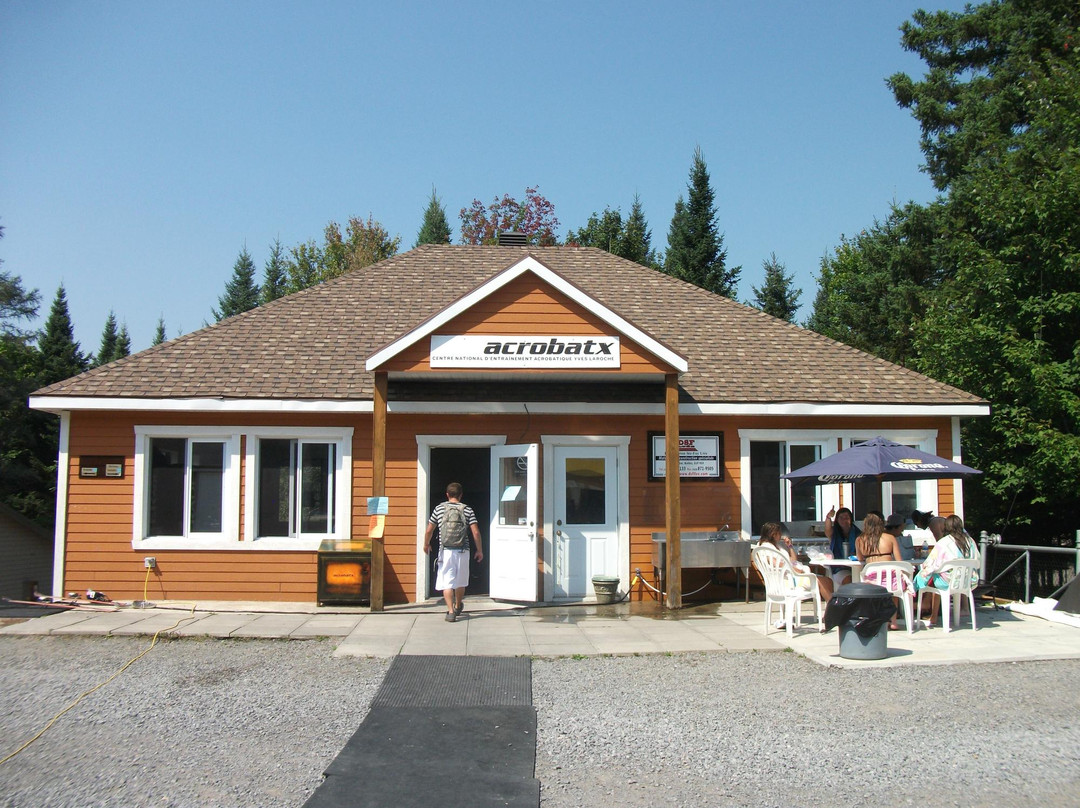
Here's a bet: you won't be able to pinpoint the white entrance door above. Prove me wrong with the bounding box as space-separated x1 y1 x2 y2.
489 443 538 601
553 445 618 598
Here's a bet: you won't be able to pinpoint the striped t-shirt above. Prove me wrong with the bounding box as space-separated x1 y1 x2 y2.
428 502 478 552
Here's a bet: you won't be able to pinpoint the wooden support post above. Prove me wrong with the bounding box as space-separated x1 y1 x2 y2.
370 372 388 611
664 373 682 610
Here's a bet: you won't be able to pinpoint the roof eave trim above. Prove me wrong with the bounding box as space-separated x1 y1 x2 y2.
28 396 375 414
29 396 989 418
364 255 689 373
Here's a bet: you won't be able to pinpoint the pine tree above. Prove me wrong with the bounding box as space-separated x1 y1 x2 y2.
213 247 260 321
620 195 659 268
93 311 119 368
152 316 167 346
260 239 287 304
415 188 452 246
664 147 740 297
37 285 89 384
114 323 131 359
751 253 802 322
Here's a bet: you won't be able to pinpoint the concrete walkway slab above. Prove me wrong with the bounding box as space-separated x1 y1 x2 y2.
3 596 1076 668
232 613 312 638
290 615 365 637
49 610 153 635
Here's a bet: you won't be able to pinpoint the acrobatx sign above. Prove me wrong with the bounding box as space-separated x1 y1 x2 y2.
430 335 621 368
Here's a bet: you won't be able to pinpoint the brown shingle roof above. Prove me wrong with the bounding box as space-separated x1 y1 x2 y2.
32 245 984 406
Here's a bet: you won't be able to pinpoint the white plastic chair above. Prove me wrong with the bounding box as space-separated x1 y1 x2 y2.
751 545 823 637
861 561 915 634
916 558 980 633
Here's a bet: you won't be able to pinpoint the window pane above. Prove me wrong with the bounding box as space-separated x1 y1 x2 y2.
258 439 293 537
788 444 820 522
891 480 918 518
750 441 781 534
149 438 185 536
498 455 528 526
565 457 605 525
189 442 224 533
300 442 334 534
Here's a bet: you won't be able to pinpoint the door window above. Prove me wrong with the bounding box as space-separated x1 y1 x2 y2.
564 457 607 525
497 454 528 526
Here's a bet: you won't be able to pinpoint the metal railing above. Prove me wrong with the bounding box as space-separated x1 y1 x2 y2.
980 530 1080 603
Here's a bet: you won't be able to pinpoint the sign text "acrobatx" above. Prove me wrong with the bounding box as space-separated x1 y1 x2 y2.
430 335 621 368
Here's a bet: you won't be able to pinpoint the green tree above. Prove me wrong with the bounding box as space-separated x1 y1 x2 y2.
567 196 661 268
213 246 260 321
664 148 740 297
459 187 559 246
0 231 53 524
807 202 942 366
620 195 660 269
261 239 287 304
114 323 131 360
93 311 119 368
329 215 400 276
751 254 802 322
893 0 1080 542
566 207 624 253
284 216 400 294
415 188 453 246
284 240 322 294
37 285 88 384
151 316 167 346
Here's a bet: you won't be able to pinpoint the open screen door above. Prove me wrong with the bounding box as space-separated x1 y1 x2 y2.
489 443 538 602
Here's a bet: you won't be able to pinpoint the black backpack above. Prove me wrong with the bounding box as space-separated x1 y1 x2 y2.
439 503 468 549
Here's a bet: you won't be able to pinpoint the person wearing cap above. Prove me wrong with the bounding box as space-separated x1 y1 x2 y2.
884 512 914 560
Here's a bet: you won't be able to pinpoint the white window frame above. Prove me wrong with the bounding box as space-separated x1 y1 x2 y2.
133 426 242 549
244 427 353 551
739 428 939 539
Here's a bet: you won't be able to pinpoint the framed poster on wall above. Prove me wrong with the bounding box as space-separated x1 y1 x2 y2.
648 432 723 481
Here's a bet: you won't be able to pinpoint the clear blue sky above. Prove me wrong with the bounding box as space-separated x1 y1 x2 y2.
2 0 968 354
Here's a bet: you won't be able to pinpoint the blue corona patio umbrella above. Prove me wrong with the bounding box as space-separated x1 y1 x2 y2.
781 436 982 485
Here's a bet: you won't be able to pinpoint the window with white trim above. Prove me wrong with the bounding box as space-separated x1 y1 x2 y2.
134 425 351 550
134 428 241 544
749 440 826 533
256 438 337 538
245 427 352 546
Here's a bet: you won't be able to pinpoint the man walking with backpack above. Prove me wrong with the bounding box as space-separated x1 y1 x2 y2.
424 482 484 622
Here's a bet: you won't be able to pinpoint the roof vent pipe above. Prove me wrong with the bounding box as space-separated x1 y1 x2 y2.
497 231 528 246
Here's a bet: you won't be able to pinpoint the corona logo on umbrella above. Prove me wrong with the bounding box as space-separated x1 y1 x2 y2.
782 437 982 485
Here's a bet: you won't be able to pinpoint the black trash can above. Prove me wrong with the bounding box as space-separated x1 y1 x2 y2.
824 582 896 660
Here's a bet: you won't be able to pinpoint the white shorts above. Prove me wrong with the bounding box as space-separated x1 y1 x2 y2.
435 547 470 591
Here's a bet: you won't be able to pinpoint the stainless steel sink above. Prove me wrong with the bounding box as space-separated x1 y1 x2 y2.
651 531 751 570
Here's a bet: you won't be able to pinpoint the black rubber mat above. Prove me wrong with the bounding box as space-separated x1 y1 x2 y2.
303 657 539 808
371 654 532 708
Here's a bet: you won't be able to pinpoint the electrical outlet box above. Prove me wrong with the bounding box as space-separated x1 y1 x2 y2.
144 556 157 569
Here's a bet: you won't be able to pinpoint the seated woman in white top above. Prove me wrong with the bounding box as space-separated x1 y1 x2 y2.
914 514 981 625
758 521 834 602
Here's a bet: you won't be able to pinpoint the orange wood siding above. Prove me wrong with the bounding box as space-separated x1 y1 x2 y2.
381 274 673 375
59 409 962 604
62 411 372 603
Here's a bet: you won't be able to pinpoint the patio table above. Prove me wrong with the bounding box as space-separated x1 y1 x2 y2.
807 556 864 583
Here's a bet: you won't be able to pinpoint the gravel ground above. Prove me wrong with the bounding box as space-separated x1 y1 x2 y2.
533 651 1080 808
1 635 1078 808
